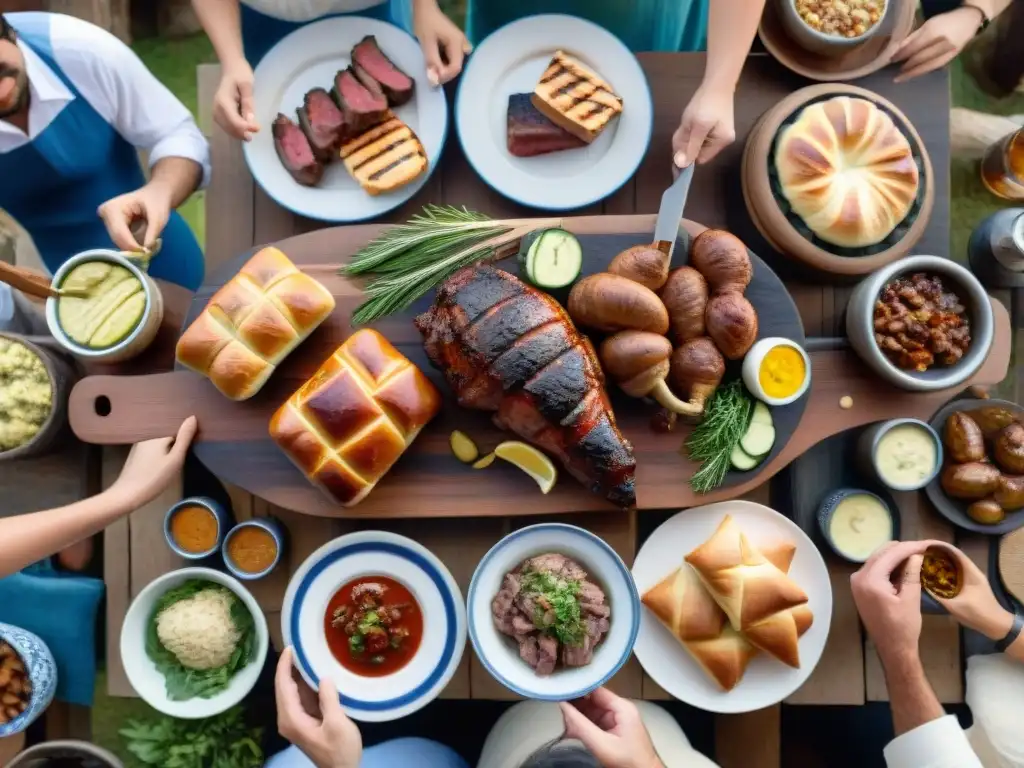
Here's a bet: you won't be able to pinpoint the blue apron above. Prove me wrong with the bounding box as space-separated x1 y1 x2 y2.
466 0 708 52
0 13 204 290
242 2 412 66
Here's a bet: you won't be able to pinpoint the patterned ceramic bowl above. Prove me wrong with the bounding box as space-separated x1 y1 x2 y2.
0 623 57 738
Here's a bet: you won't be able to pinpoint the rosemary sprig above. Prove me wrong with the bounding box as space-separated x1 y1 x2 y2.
341 205 560 324
686 381 753 494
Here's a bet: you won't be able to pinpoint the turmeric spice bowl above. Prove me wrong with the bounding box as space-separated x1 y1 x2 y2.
222 519 285 581
163 497 233 560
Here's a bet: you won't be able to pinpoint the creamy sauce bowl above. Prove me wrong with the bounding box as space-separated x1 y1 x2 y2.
817 487 899 564
857 418 943 492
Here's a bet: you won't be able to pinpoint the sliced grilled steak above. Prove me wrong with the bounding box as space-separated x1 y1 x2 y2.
272 113 323 186
351 35 414 106
297 87 345 162
507 93 586 158
332 67 388 133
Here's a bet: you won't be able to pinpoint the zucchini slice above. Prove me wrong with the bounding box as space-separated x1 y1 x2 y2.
518 228 582 290
740 420 776 459
730 443 760 471
751 401 773 427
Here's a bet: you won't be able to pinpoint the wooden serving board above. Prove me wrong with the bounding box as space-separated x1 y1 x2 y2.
68 214 1012 518
999 527 1024 606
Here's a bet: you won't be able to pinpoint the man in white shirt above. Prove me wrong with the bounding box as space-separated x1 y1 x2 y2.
0 12 210 289
851 540 1024 768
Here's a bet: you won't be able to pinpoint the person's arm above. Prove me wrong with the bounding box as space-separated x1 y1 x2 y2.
411 0 471 86
191 0 259 139
0 418 195 579
191 0 246 72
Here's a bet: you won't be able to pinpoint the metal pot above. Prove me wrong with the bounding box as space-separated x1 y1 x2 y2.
45 250 164 365
8 740 124 768
0 332 77 462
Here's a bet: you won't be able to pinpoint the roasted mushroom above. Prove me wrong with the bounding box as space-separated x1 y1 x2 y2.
608 245 670 291
965 407 1020 439
705 293 758 360
940 462 1001 500
689 229 752 294
660 266 708 344
669 337 726 415
968 498 1006 525
944 412 985 464
599 331 710 417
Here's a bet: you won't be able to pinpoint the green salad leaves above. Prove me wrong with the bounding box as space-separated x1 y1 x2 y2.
145 580 256 701
120 706 263 768
520 569 586 647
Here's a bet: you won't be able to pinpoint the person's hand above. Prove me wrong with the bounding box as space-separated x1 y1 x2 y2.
413 0 471 86
559 687 663 768
671 82 735 170
851 540 943 665
891 7 983 83
934 546 1014 640
276 647 362 768
108 417 196 507
213 59 259 140
97 185 172 252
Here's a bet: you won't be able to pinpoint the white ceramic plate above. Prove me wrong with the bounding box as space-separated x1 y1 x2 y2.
455 14 653 210
468 524 640 700
121 567 269 719
245 17 448 222
632 501 832 713
282 531 467 722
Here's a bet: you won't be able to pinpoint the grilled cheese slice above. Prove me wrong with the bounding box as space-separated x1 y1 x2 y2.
531 51 623 144
340 113 427 196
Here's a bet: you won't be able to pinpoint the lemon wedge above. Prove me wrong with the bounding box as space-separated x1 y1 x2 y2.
494 441 557 494
449 430 479 463
472 453 496 470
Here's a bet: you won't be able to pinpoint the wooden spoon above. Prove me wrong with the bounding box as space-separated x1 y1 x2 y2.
0 261 77 299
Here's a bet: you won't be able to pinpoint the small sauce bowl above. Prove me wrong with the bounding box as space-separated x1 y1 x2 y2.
857 418 943 492
222 518 285 581
163 497 232 561
817 487 899 564
741 337 811 406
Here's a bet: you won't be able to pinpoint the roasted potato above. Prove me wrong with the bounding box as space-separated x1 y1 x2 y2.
965 407 1020 439
968 498 1006 525
944 412 985 463
994 474 1024 511
940 462 1001 500
995 423 1024 474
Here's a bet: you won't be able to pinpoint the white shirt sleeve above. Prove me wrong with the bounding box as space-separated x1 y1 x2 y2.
884 715 984 768
47 13 210 188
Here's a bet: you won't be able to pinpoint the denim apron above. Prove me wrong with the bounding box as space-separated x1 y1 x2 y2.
466 0 709 52
0 13 204 290
242 1 413 65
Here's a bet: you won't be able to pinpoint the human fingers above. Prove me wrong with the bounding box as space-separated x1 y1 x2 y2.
436 35 465 84
560 701 616 755
897 553 924 606
140 205 169 250
890 25 933 62
895 47 958 83
237 79 259 137
317 676 346 723
696 124 735 164
420 34 443 87
895 37 949 76
213 91 252 141
275 648 304 723
98 199 143 252
865 540 937 581
168 416 198 461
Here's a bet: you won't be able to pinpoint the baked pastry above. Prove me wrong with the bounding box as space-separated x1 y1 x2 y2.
774 96 920 249
340 112 427 196
685 516 810 666
269 329 441 507
176 247 335 400
531 51 623 145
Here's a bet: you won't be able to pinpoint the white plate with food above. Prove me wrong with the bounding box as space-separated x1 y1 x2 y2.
468 523 640 700
282 531 466 722
632 501 832 713
455 14 653 210
245 17 448 222
120 567 269 719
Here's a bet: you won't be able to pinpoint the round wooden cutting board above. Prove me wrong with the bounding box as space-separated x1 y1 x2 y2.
999 527 1024 606
67 214 1012 518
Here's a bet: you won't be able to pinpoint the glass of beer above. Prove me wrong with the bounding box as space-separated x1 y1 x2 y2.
981 128 1024 201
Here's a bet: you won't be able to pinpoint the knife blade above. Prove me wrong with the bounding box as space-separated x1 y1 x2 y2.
653 163 695 260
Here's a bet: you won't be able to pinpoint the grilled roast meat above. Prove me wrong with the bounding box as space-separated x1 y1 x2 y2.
415 265 636 508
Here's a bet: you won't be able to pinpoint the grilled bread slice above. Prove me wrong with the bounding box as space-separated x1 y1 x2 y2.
340 112 427 196
531 51 623 144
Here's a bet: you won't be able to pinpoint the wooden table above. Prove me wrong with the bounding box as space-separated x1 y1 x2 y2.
99 53 1004 766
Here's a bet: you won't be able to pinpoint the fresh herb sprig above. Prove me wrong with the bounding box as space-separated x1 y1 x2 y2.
120 706 263 768
341 205 561 324
687 380 754 494
520 569 586 647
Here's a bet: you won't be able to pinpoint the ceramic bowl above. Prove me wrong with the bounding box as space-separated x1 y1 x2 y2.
741 337 812 406
920 543 965 615
817 487 899 564
8 741 124 768
121 567 268 719
777 0 891 56
45 250 164 364
846 255 994 392
0 623 57 738
222 517 286 581
163 497 233 561
468 524 640 701
856 418 943 492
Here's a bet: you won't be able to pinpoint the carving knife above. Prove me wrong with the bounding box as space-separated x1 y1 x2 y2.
653 162 695 261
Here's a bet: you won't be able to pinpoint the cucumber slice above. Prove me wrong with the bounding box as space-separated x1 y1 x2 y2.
730 443 760 471
518 228 582 290
751 401 773 427
740 421 776 458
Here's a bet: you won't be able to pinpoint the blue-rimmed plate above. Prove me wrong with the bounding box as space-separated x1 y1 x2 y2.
455 14 653 211
282 531 466 722
468 524 640 700
245 17 448 222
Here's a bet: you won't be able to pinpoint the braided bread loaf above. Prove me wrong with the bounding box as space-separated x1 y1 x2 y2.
774 96 920 249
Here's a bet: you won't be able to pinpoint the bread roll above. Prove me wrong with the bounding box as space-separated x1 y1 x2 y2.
774 96 920 249
176 247 335 400
269 329 441 507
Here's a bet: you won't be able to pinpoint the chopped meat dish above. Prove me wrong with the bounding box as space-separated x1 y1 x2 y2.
0 642 30 724
491 552 610 675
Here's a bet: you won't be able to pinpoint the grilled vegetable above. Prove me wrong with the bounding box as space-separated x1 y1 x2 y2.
340 115 427 196
519 229 583 290
531 51 623 144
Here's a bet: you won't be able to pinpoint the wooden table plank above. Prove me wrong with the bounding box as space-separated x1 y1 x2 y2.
715 704 780 768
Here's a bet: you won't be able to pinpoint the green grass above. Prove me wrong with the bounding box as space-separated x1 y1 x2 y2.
91 668 161 768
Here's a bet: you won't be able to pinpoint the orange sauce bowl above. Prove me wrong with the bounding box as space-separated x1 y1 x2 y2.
163 497 232 559
222 518 285 580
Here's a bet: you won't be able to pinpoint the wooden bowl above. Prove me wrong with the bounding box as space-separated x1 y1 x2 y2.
741 83 934 277
759 0 917 82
